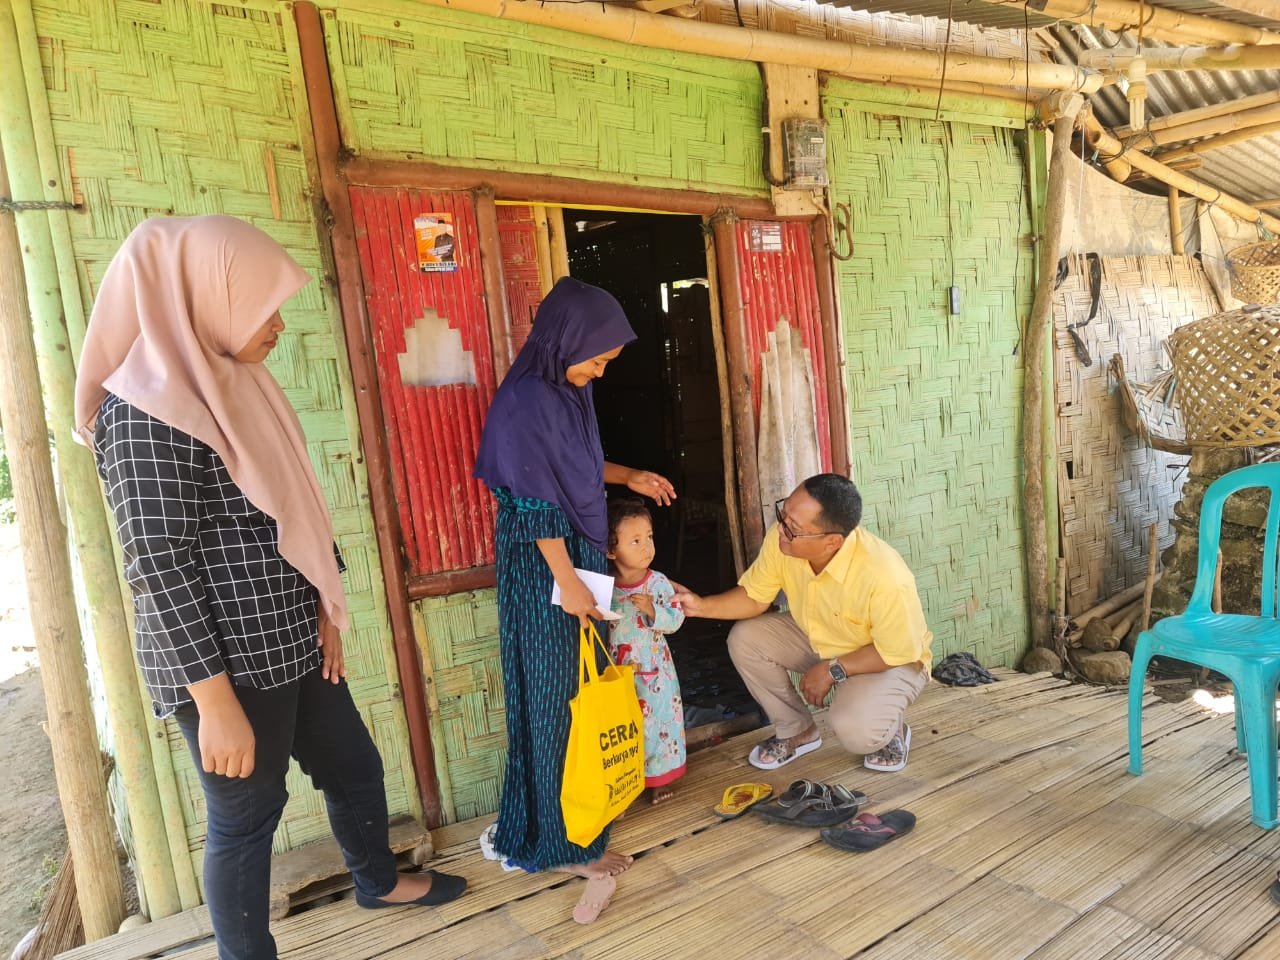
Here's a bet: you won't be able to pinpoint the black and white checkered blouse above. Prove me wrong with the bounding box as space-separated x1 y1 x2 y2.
94 394 324 717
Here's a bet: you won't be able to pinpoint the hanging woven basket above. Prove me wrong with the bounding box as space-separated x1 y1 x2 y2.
1226 239 1280 305
1168 303 1280 447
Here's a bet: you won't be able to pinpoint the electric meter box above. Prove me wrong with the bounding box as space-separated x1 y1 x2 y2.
782 117 829 189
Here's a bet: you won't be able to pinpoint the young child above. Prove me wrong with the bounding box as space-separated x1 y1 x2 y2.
606 498 687 804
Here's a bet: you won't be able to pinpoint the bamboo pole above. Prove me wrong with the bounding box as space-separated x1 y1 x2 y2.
474 190 513 383
407 0 1102 93
1083 116 1280 234
1169 187 1185 255
531 205 555 297
546 207 571 284
1131 102 1280 149
1141 521 1159 632
0 149 125 943
1156 120 1280 163
0 0 181 920
1079 44 1280 74
1069 582 1148 631
1006 0 1280 46
1117 89 1280 140
1024 110 1077 650
1257 198 1280 210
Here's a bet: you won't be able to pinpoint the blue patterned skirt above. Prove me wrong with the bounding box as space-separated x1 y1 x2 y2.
490 489 610 870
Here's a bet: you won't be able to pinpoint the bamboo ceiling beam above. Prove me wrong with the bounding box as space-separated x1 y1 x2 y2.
1083 114 1280 232
407 0 1103 92
998 0 1280 45
1156 119 1280 162
1116 89 1280 139
1078 44 1280 72
1256 197 1280 209
1129 102 1280 148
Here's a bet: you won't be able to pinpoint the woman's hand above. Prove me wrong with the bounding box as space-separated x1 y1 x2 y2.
625 470 676 506
559 574 604 626
318 603 346 684
188 675 256 778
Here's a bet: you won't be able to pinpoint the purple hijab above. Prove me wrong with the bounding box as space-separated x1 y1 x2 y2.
474 277 636 553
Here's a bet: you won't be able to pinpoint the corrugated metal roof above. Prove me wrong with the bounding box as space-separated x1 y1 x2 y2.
1041 23 1280 205
813 0 1280 205
813 0 1280 32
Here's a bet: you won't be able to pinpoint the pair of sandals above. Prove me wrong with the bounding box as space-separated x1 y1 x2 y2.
751 778 917 852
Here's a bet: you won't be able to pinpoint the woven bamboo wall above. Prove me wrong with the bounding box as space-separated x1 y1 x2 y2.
1053 255 1219 615
26 0 417 882
320 2 765 195
416 590 504 823
823 82 1033 668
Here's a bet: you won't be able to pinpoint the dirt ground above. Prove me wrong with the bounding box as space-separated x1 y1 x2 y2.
0 523 68 957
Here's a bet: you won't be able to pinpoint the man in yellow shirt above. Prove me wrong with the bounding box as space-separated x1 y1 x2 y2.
674 474 932 772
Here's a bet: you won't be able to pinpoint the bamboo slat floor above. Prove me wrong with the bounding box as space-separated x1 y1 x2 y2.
58 672 1280 960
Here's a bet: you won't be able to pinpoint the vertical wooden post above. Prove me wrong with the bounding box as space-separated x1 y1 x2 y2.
294 0 443 826
0 0 182 918
810 215 851 479
711 211 765 557
702 218 747 576
0 151 125 942
1024 112 1077 651
1168 186 1185 255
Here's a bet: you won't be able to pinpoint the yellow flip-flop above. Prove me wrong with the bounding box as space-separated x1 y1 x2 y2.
713 782 773 819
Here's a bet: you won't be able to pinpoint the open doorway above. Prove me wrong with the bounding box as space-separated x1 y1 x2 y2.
563 209 758 732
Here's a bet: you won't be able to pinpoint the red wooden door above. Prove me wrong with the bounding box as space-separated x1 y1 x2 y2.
350 187 497 578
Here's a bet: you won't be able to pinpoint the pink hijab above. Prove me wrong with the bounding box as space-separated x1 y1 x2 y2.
75 215 348 630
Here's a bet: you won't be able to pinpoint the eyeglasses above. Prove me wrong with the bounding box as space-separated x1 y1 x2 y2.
773 499 833 542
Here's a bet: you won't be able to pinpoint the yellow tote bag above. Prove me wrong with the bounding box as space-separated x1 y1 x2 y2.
560 622 646 847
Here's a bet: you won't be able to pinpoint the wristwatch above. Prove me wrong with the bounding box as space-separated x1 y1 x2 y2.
827 658 848 683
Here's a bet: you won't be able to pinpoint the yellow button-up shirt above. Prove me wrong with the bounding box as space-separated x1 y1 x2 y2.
739 525 933 670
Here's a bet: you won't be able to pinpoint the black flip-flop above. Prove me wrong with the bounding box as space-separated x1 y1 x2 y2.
753 779 865 828
1269 873 1280 907
820 810 916 852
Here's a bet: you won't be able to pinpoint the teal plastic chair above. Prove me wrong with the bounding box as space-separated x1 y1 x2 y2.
1128 462 1280 829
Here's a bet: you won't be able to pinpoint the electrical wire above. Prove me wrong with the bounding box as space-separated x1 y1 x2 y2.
935 0 957 300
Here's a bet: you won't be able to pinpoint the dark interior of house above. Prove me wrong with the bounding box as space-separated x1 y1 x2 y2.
564 209 760 731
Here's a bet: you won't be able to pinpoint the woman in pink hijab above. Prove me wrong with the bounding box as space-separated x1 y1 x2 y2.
77 215 465 960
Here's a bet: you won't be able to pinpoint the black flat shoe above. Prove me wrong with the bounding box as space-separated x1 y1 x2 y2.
355 870 467 909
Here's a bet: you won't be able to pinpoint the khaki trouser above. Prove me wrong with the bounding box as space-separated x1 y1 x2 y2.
728 612 928 754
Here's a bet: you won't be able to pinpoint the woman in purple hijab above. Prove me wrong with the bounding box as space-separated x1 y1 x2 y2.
475 277 674 881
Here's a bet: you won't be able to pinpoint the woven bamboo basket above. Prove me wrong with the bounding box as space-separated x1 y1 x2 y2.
1226 240 1280 304
1168 304 1280 447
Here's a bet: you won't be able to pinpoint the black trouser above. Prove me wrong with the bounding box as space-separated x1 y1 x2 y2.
174 669 397 960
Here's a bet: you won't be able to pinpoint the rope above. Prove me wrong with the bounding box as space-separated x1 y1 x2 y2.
0 197 79 212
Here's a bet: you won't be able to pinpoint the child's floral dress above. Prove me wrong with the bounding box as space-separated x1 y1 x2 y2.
608 570 687 788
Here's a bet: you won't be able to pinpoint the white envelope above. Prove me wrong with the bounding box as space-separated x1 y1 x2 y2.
551 568 621 621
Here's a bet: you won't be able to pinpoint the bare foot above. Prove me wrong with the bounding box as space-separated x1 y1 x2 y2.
555 850 634 879
649 788 675 806
379 871 436 903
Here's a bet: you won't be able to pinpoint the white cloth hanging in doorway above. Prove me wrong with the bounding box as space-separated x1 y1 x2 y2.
756 319 821 532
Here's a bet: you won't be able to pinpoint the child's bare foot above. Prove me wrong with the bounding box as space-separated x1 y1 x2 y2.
649 787 675 806
555 850 634 879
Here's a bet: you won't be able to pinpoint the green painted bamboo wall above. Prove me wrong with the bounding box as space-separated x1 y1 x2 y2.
27 0 417 884
321 1 767 195
823 79 1033 667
